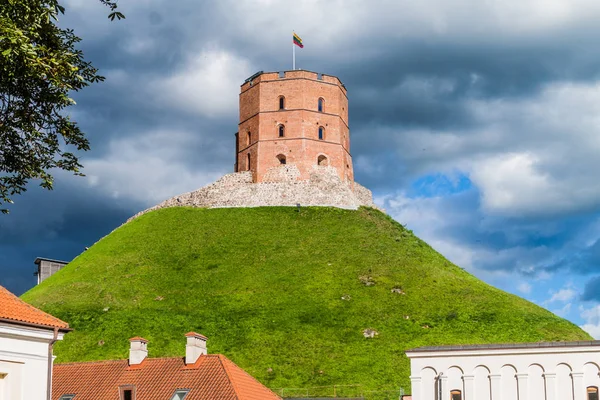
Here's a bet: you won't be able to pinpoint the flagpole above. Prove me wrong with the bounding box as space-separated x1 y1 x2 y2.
292 33 296 70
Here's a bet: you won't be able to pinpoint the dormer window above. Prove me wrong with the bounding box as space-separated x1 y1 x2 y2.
278 125 285 138
119 386 135 400
171 389 190 400
318 98 324 112
279 96 285 110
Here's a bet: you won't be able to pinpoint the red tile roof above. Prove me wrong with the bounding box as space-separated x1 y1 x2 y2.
185 332 208 340
0 285 69 330
129 336 148 342
52 354 281 400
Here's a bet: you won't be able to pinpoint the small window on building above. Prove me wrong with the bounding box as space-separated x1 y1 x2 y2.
278 125 285 137
247 153 251 171
119 386 135 400
247 132 251 146
318 98 324 112
317 155 328 166
277 154 286 165
59 396 76 400
171 389 190 400
318 126 325 140
450 390 462 400
278 71 285 78
317 72 323 80
588 387 599 400
279 96 285 110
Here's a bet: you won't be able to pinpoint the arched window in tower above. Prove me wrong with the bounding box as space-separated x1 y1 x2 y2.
588 387 599 400
247 132 252 146
317 155 328 166
276 154 286 165
247 153 251 171
318 126 325 140
279 96 285 110
450 390 462 400
278 125 285 138
318 98 324 112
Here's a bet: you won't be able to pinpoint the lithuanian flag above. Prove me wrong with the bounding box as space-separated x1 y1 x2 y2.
293 33 304 48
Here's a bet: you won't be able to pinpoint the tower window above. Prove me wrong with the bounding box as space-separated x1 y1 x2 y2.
450 390 462 400
318 98 324 112
317 155 328 166
277 154 286 165
247 153 251 171
588 387 599 400
279 96 285 110
247 132 251 145
318 127 325 140
278 125 285 138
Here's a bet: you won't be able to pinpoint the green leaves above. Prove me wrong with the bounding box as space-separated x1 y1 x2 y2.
0 0 124 213
108 11 125 21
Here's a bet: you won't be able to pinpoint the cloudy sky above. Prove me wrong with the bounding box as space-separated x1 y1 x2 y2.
3 0 600 337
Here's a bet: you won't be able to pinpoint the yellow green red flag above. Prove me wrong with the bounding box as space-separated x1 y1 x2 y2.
293 33 303 48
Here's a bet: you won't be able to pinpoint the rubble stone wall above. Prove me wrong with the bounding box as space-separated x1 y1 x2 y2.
128 166 376 222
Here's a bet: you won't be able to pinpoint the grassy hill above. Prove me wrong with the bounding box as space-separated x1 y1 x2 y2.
23 207 590 393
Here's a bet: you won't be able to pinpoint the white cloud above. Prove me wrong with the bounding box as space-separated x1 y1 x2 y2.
151 49 253 118
580 305 600 339
83 130 226 206
393 81 600 218
518 282 532 294
547 288 577 304
471 152 554 214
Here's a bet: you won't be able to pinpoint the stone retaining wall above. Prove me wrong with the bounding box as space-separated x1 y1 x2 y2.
128 165 377 222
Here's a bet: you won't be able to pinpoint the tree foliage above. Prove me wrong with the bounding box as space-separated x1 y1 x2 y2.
0 0 122 213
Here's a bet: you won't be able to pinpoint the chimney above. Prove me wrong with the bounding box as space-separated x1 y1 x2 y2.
185 332 208 365
129 337 148 365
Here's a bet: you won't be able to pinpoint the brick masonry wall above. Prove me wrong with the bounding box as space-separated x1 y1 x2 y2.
237 70 352 182
127 167 377 223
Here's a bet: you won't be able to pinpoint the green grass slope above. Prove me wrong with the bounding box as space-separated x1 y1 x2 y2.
23 207 590 392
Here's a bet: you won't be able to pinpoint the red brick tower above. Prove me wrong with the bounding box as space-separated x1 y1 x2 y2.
235 70 353 183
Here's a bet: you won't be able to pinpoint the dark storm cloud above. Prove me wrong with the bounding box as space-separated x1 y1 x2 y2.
583 276 600 301
546 238 600 277
0 182 134 295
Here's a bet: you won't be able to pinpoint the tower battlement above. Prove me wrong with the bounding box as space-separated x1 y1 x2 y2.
235 70 353 183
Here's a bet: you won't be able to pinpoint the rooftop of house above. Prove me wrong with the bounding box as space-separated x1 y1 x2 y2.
52 353 281 400
34 257 69 265
0 285 69 330
406 340 600 353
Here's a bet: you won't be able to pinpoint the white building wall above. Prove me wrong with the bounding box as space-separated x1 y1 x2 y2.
407 344 600 400
0 322 64 400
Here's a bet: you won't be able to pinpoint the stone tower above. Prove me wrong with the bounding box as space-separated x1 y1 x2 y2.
235 70 353 183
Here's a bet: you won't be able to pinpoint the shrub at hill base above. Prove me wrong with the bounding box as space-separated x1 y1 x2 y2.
22 207 591 392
